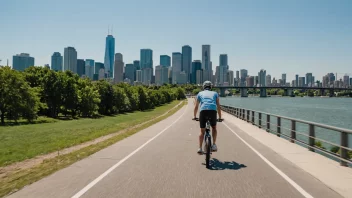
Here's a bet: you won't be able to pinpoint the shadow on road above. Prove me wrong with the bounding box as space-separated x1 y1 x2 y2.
206 158 247 170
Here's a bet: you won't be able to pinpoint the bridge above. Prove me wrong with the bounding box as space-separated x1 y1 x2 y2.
7 99 352 198
213 86 352 97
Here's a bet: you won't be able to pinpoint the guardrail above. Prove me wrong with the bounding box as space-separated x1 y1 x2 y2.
220 105 352 166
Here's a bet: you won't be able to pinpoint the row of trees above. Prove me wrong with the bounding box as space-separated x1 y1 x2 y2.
0 66 186 125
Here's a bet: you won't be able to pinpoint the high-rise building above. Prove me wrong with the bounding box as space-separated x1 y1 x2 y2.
95 62 104 75
142 67 153 85
258 69 266 87
136 70 142 82
202 45 211 81
246 76 254 87
77 59 85 77
133 60 140 81
182 45 192 83
228 70 234 86
172 52 182 84
219 66 228 85
343 75 349 87
114 53 124 83
51 52 63 72
266 75 272 86
160 55 171 67
282 73 286 85
295 74 299 87
99 68 105 80
161 67 169 85
196 70 203 84
85 59 95 79
64 47 77 73
140 49 153 69
12 53 35 71
155 65 162 85
104 35 115 78
298 77 305 87
124 64 135 84
350 78 352 86
240 69 248 86
178 71 187 84
312 76 315 86
191 60 201 84
306 73 313 87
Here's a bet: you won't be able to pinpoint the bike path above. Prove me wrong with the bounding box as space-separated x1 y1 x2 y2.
7 99 342 198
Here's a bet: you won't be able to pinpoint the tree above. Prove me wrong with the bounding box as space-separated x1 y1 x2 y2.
77 78 100 117
95 80 115 115
61 71 80 117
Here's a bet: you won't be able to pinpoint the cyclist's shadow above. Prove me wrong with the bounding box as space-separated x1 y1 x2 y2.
206 158 247 170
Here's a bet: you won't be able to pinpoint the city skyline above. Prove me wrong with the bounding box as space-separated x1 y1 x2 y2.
1 0 351 81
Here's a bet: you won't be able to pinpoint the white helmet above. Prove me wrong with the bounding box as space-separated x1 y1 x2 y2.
203 81 212 90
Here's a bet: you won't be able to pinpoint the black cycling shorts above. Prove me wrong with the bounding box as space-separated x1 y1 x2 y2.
199 110 217 128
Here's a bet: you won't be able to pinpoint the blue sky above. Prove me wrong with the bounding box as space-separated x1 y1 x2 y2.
1 0 351 81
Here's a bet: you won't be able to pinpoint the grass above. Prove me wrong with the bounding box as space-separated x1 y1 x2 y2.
0 100 186 197
0 101 182 167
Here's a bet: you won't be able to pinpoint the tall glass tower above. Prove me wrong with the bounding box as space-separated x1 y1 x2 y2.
104 35 115 78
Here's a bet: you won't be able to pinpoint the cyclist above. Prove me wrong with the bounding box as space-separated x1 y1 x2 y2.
193 81 222 154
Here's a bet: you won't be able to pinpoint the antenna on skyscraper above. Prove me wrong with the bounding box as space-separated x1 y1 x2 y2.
112 25 113 35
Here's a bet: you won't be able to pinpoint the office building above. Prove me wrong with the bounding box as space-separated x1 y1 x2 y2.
350 78 352 86
142 67 153 85
236 70 239 80
85 59 95 79
140 49 153 69
161 66 169 85
95 62 104 74
281 73 286 85
104 35 115 78
133 60 140 81
77 59 85 77
51 52 63 72
258 69 266 87
155 65 162 85
99 68 105 80
136 70 142 82
298 77 305 87
343 75 349 87
64 47 77 73
160 55 171 67
12 53 35 71
172 52 182 84
295 74 299 87
196 70 203 84
228 70 234 86
240 69 248 86
182 45 192 82
191 60 201 84
114 53 124 83
246 76 254 87
125 64 135 84
266 75 272 86
202 45 211 81
306 73 313 87
219 54 228 68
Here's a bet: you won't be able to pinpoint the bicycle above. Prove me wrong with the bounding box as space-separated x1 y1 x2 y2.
192 117 223 168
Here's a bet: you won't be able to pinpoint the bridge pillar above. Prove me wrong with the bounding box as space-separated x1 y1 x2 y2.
240 88 248 97
283 89 288 96
329 89 334 97
260 88 267 97
220 88 226 97
287 88 294 97
320 89 325 96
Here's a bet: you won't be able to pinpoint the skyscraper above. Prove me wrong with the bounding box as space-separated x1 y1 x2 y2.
240 69 248 86
160 55 171 67
95 62 104 75
266 75 272 86
114 53 124 83
219 54 228 85
85 59 95 79
140 49 153 69
133 60 140 81
172 52 182 84
343 75 349 87
196 70 203 84
306 73 313 87
155 65 162 85
104 35 115 78
191 60 201 84
228 70 234 86
12 53 35 71
298 77 305 87
182 45 192 82
219 54 228 67
136 70 142 82
295 74 299 87
258 69 266 87
282 73 287 85
350 78 352 86
77 59 85 77
202 45 211 81
51 52 63 72
125 64 135 84
64 47 77 73
142 67 153 85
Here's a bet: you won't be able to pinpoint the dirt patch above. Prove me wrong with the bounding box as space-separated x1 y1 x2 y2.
0 101 183 179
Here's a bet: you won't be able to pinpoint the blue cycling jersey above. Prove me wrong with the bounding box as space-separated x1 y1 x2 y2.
197 90 219 111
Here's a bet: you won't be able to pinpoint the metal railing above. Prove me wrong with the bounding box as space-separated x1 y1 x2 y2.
220 105 352 166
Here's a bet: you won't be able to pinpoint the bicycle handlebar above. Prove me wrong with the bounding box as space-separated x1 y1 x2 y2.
192 118 223 122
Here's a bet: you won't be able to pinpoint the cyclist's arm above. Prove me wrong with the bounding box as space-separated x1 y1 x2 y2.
216 97 222 119
194 100 199 118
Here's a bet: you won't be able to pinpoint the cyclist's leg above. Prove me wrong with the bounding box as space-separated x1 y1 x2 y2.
198 110 206 153
209 110 218 150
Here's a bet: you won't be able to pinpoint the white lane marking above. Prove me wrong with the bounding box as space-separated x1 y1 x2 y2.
71 103 188 198
222 122 314 198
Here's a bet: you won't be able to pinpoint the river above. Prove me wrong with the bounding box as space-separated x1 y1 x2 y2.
221 96 352 157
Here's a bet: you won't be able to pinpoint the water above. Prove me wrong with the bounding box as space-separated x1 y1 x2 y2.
221 96 352 161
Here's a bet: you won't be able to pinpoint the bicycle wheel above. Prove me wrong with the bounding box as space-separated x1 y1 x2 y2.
205 136 211 168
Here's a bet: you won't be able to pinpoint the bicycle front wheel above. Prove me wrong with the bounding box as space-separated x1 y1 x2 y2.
205 136 211 168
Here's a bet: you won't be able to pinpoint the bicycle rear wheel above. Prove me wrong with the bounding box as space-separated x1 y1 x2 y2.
205 136 211 168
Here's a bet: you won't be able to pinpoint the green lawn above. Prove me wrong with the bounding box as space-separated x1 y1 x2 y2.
0 101 181 167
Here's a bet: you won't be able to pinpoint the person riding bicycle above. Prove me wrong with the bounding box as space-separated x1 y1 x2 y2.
193 81 222 154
